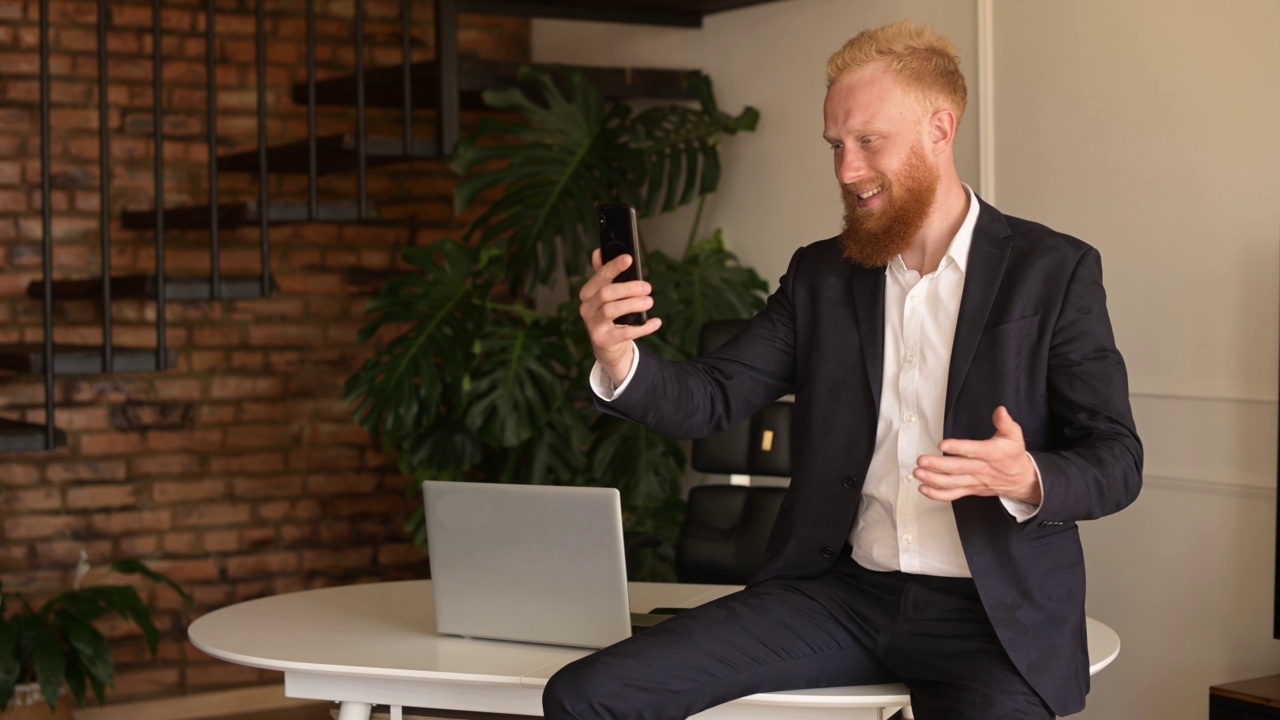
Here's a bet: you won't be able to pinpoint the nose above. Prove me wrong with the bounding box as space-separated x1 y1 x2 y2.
836 148 867 186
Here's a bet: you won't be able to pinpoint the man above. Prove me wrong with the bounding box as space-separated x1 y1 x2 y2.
544 20 1141 720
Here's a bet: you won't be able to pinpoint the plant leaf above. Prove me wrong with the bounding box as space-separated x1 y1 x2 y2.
108 560 192 607
0 622 20 710
31 626 65 710
57 611 113 702
463 316 567 447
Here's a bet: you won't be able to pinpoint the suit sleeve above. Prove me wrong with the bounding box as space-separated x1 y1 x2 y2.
596 247 803 440
1027 247 1143 523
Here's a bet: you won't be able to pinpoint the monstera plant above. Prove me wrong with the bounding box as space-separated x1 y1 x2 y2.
346 66 767 579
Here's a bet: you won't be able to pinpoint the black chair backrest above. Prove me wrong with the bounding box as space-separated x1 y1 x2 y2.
675 484 786 585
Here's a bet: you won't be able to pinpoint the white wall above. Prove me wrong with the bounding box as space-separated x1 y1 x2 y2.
991 1 1280 717
535 1 1280 717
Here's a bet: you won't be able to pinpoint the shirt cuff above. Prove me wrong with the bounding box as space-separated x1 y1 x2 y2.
589 341 640 402
999 452 1044 523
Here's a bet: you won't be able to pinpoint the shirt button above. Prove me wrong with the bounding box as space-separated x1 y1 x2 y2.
904 353 917 364
821 546 837 558
841 475 856 489
904 472 914 483
902 534 913 544
903 412 916 424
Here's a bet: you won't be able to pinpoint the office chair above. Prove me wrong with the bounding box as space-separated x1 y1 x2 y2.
674 319 793 585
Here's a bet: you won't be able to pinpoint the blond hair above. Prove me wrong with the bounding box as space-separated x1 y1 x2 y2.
826 21 967 124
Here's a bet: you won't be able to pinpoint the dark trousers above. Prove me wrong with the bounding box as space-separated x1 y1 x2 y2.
542 555 1054 720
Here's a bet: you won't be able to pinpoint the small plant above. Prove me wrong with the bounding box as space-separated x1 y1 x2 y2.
0 554 191 711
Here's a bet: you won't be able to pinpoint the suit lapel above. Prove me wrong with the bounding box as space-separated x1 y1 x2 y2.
945 199 1013 428
850 263 886 413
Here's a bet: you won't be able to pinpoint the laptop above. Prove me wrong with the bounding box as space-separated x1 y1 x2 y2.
423 480 652 649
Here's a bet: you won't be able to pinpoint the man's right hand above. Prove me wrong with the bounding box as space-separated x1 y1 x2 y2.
579 249 662 388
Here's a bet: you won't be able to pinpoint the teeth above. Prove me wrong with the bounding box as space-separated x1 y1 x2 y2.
857 187 882 200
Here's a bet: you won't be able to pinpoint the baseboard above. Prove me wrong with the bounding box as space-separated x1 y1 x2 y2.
73 684 323 720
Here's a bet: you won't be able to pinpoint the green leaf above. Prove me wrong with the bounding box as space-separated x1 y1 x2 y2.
0 623 20 710
108 560 193 607
642 231 770 359
590 419 686 515
463 317 569 447
346 241 491 448
78 586 160 654
58 611 113 699
31 626 65 710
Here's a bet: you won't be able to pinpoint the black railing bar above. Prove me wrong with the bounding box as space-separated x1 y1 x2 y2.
355 0 368 220
402 0 412 151
456 0 702 27
306 0 318 220
435 0 459 155
206 0 221 301
257 0 270 296
97 0 113 373
153 0 167 370
40 0 55 448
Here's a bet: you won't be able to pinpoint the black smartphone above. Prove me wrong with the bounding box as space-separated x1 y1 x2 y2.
596 203 647 326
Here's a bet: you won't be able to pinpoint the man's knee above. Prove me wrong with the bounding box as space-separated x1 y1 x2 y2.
542 656 616 720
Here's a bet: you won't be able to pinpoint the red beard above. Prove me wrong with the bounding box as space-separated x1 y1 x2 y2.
840 144 940 268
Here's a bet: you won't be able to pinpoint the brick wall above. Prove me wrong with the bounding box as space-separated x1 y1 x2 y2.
0 0 528 702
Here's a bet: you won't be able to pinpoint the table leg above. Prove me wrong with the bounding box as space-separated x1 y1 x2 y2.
336 701 373 720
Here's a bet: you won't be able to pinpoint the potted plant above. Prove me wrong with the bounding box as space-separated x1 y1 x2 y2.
0 554 191 719
346 65 767 579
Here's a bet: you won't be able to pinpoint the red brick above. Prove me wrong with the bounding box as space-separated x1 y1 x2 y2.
88 509 172 535
230 475 304 499
161 532 200 555
305 472 379 495
129 453 203 477
174 502 253 528
5 514 84 540
203 529 241 553
256 498 323 522
66 484 139 510
245 324 325 347
306 423 371 446
209 451 285 474
225 423 297 449
288 446 364 471
228 351 267 372
45 460 127 483
225 551 298 579
190 350 229 372
198 404 237 424
0 464 42 485
302 547 374 572
32 539 114 566
210 376 284 400
330 496 399 517
152 378 204 401
378 543 427 567
117 534 161 557
10 487 63 512
152 479 227 505
150 557 221 583
79 431 146 456
145 429 223 452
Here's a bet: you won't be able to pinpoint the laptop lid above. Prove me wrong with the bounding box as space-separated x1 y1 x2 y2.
422 481 633 649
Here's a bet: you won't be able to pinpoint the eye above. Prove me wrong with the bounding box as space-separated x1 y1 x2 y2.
860 136 878 145
827 141 842 151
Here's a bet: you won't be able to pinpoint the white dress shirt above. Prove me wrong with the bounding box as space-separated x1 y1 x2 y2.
591 186 1039 579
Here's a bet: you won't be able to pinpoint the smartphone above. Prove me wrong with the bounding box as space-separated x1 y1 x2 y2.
596 203 648 326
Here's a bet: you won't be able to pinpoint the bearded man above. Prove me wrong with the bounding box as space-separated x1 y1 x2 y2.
547 19 1142 720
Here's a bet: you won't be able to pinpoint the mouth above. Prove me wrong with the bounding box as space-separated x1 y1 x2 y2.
853 185 885 209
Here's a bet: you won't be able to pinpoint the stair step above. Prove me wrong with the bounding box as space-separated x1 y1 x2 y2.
0 418 67 453
293 57 698 109
120 201 373 230
30 275 275 302
456 0 781 27
218 134 442 175
0 345 179 376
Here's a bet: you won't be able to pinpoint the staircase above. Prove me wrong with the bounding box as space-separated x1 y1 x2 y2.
5 0 781 453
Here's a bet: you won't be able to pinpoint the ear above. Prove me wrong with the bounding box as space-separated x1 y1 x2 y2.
928 108 958 154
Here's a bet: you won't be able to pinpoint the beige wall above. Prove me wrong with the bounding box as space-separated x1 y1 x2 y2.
992 1 1280 718
535 1 1280 717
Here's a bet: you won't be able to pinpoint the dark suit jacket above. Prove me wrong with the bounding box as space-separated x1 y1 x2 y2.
602 197 1143 716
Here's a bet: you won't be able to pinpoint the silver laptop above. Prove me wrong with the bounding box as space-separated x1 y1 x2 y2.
422 480 634 649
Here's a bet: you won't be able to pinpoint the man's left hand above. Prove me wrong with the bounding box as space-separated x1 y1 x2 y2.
913 406 1042 504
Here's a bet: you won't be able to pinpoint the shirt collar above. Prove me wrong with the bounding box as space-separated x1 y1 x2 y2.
889 184 979 277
